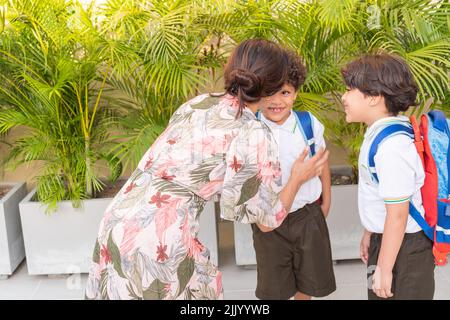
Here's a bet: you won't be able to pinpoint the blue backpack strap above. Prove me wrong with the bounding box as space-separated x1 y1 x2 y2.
368 123 414 184
294 111 316 157
368 122 434 237
256 110 316 157
409 203 434 240
429 110 448 133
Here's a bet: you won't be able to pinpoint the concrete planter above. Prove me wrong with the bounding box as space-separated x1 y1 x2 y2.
0 182 27 277
233 165 362 265
19 188 218 275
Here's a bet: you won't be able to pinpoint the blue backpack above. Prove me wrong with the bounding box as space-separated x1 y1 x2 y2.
368 110 450 265
256 110 316 157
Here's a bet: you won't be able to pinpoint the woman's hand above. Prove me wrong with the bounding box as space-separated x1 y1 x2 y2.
289 147 329 187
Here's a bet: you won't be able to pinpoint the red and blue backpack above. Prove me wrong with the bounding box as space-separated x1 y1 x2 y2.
368 110 450 266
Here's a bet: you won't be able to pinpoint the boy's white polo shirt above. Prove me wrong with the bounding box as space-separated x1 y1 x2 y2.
259 110 326 212
358 116 425 234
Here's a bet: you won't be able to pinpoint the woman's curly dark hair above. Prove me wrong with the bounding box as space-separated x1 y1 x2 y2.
286 50 307 91
223 39 291 117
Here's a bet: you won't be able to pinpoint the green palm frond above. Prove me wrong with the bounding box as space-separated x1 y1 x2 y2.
317 0 361 34
108 112 166 172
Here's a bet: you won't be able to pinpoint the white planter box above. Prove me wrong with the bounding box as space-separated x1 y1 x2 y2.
233 166 363 265
0 182 27 276
327 184 363 260
19 188 218 275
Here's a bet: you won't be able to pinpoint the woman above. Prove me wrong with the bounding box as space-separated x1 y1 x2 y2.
85 39 329 300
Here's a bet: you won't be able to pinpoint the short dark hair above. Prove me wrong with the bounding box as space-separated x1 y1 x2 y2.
341 53 418 115
286 50 307 91
224 39 290 117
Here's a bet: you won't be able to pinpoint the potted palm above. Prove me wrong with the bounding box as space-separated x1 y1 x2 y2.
0 0 229 274
0 0 123 275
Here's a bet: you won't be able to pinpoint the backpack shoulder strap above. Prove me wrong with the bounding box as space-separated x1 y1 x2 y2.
255 110 316 157
368 123 414 184
428 110 449 133
294 110 316 157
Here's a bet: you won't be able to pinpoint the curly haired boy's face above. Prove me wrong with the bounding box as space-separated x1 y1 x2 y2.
341 87 374 124
261 84 297 125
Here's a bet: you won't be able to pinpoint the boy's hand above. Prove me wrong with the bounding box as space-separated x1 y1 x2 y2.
360 230 371 264
372 266 394 299
320 202 330 218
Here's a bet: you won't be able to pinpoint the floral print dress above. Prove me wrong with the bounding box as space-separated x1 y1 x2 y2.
85 94 287 300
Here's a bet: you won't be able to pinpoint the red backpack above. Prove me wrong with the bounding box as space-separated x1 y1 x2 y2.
368 110 450 266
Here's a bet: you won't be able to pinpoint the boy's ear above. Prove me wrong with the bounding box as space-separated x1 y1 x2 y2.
369 95 383 107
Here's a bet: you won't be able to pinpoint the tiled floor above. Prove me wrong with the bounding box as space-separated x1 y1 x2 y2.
1 220 450 300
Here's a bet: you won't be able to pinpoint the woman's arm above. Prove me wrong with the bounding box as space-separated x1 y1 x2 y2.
257 148 329 232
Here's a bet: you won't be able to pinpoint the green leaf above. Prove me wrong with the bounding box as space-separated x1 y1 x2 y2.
92 238 100 264
100 269 109 300
176 255 195 298
143 278 168 300
107 232 127 279
190 96 221 110
236 174 261 206
126 283 142 300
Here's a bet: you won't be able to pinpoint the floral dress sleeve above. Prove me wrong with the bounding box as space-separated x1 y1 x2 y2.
220 120 288 228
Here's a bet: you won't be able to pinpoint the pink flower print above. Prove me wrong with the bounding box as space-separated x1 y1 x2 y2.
201 136 217 155
222 133 234 151
198 179 223 200
120 220 141 254
275 207 288 225
124 182 137 194
100 244 112 265
144 155 154 170
216 271 223 297
257 161 280 185
229 156 242 173
159 170 176 181
154 159 177 180
149 192 171 208
188 237 204 258
166 135 179 145
155 197 182 241
221 94 240 109
156 243 168 262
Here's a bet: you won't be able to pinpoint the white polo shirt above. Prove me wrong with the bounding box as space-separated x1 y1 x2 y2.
358 116 425 233
260 110 326 212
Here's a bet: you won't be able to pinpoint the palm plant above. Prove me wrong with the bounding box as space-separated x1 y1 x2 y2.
0 0 448 200
279 0 449 175
98 0 228 171
0 0 121 211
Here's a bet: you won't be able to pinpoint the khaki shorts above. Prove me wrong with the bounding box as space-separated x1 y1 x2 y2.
251 203 336 299
367 231 435 300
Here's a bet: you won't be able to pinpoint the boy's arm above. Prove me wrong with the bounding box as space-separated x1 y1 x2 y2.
373 201 409 298
319 160 331 217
